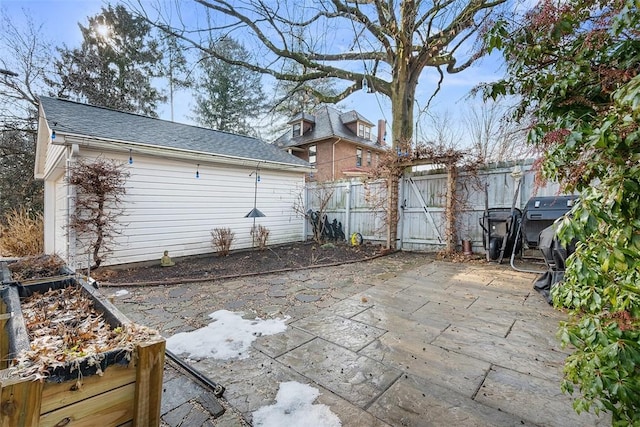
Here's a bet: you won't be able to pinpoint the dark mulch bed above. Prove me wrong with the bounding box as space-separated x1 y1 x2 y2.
95 241 386 285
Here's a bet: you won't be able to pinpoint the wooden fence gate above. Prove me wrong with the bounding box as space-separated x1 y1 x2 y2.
306 159 566 252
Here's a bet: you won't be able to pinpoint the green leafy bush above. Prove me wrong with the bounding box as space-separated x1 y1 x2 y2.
484 0 640 422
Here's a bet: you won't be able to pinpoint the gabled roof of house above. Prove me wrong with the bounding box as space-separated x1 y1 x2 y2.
39 97 310 168
287 112 316 124
339 110 373 126
273 105 384 150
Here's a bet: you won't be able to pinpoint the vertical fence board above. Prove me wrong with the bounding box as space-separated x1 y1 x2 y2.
305 160 569 251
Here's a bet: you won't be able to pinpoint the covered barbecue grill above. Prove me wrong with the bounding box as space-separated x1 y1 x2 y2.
521 195 578 248
510 195 579 299
533 225 577 303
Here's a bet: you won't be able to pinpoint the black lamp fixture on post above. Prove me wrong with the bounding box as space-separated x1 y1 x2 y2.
245 163 265 247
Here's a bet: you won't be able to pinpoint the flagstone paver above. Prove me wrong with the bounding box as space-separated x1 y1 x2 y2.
277 338 402 408
112 252 612 426
291 313 387 351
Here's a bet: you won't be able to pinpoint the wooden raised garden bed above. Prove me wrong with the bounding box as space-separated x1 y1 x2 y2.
0 257 165 427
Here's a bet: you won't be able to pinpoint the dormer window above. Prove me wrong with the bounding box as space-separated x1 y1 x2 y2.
358 122 371 139
288 113 315 138
340 111 374 139
293 122 302 137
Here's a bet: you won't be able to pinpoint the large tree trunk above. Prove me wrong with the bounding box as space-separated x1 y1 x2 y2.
390 57 418 148
385 58 418 249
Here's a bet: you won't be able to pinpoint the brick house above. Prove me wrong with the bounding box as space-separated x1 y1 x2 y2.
273 106 387 181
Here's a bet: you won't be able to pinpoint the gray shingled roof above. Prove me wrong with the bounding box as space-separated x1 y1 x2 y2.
273 105 383 150
40 97 310 168
339 110 373 126
287 112 316 124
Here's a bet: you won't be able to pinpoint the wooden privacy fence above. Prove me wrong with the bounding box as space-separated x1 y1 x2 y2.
305 159 566 252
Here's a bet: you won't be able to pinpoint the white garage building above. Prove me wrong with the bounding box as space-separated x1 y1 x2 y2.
35 97 312 268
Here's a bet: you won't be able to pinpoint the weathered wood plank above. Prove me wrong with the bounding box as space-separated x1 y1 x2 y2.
0 377 43 427
0 297 8 371
132 340 165 427
1 275 165 426
38 383 135 427
308 162 568 250
40 364 136 414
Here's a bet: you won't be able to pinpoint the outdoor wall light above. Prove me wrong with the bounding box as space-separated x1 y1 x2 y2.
196 164 200 178
128 149 133 164
51 130 56 140
362 77 368 93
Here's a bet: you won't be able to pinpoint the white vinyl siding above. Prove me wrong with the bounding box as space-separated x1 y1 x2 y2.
52 177 68 259
71 149 306 267
43 144 66 178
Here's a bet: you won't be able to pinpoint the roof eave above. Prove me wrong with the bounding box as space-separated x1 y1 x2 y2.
34 104 49 179
61 134 314 173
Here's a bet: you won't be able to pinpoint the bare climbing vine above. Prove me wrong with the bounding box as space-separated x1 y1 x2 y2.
68 158 129 270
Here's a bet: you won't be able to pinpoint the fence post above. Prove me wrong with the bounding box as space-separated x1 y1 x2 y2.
344 181 351 240
397 175 404 250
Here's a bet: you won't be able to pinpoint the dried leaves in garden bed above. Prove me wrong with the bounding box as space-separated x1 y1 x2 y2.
8 254 66 282
14 285 161 379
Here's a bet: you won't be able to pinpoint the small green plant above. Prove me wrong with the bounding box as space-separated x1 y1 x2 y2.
211 227 234 256
250 225 269 250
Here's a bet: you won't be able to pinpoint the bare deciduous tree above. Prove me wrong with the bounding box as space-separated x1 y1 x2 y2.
135 0 509 146
417 109 466 149
463 100 529 162
0 10 51 219
0 11 50 124
134 0 510 249
293 183 335 244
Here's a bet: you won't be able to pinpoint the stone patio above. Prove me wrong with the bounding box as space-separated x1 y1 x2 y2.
111 252 611 426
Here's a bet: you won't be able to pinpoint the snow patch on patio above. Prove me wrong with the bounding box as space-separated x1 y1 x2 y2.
252 381 341 427
166 309 289 360
113 289 129 297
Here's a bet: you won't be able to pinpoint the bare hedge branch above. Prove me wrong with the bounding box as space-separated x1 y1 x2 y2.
68 158 129 270
211 227 234 256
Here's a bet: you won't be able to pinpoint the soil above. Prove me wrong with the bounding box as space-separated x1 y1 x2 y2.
95 241 387 285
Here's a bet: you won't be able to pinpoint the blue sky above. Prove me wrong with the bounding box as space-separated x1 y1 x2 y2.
1 0 507 144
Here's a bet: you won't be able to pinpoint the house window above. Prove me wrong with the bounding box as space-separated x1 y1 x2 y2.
356 148 362 167
358 123 371 139
367 150 372 167
293 122 301 137
308 144 316 166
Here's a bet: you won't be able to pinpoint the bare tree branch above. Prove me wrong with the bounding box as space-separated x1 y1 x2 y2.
133 0 508 127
